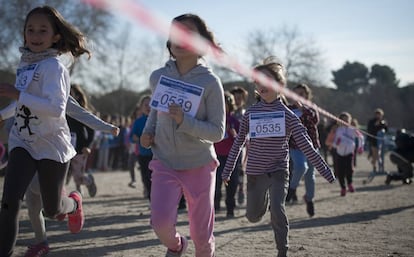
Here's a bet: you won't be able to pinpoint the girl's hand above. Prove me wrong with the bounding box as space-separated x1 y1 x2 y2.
168 103 184 125
0 83 20 100
221 174 231 186
140 133 154 149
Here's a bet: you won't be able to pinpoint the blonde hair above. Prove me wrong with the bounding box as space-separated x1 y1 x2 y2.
254 56 287 86
253 56 287 104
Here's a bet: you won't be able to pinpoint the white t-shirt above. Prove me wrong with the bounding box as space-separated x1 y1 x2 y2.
8 57 76 163
333 126 361 156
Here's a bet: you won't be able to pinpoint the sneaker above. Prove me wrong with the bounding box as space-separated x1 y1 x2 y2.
340 188 346 197
165 236 188 257
128 181 137 188
348 184 355 193
86 174 97 197
303 196 314 217
24 242 49 257
68 191 84 234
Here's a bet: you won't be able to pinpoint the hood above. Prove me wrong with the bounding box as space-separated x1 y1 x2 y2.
164 58 213 78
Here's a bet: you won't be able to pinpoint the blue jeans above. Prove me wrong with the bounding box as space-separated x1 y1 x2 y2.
289 149 315 201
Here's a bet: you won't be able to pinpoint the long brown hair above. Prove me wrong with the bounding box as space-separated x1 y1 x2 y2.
24 6 91 59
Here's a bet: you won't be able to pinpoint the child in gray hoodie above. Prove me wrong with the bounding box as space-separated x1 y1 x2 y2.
141 13 225 257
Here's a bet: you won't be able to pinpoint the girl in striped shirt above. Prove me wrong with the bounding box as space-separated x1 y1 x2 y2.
222 58 335 257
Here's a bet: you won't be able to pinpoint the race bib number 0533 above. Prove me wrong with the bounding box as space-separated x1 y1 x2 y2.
249 111 286 138
150 75 204 117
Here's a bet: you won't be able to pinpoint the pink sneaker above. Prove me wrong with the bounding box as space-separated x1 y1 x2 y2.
68 191 84 233
340 188 346 197
24 242 49 257
348 184 355 193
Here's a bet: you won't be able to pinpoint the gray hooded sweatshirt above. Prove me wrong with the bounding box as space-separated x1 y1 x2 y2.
143 59 225 170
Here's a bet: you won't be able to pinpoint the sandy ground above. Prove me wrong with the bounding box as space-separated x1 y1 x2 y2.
1 153 413 257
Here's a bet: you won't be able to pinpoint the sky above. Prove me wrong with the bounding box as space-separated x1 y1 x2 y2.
113 0 414 87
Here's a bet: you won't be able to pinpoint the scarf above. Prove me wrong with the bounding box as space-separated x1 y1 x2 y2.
19 47 59 64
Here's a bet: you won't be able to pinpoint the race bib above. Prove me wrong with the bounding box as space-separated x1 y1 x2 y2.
15 64 38 91
150 75 204 117
249 111 286 138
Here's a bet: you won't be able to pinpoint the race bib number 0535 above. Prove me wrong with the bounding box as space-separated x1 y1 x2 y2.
249 111 286 138
150 75 204 117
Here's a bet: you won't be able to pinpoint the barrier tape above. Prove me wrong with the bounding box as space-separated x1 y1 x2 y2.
81 0 385 141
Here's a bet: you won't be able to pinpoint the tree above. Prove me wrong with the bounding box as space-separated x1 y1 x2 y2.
79 22 166 93
331 61 369 94
0 0 34 70
369 64 399 88
246 25 326 86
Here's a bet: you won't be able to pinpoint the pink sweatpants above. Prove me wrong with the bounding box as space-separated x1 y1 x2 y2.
149 159 217 257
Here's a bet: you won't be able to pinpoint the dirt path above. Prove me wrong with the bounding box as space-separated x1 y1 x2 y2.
1 153 413 257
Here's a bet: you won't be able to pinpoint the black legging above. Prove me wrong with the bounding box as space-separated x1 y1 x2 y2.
0 147 73 257
138 155 153 200
335 153 354 189
215 155 239 212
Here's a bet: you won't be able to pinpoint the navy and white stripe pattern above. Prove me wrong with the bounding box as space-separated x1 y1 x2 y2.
222 98 335 183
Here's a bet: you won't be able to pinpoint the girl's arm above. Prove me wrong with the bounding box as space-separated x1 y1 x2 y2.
66 95 119 135
291 115 335 183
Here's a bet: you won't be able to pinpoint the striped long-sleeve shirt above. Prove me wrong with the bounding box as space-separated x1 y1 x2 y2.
222 98 335 183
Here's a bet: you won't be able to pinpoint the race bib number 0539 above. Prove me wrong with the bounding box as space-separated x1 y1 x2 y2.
150 75 204 117
249 111 286 138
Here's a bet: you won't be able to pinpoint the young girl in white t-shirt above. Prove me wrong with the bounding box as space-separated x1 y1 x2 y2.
332 112 364 196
